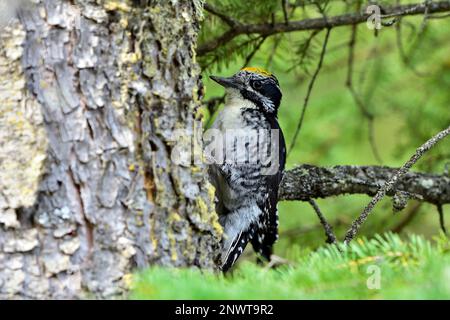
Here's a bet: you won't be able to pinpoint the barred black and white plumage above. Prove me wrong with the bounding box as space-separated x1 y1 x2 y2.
207 67 286 272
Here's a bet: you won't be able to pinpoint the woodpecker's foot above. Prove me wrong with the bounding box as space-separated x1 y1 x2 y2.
264 255 293 270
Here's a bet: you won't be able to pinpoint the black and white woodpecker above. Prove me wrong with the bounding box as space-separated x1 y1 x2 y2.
207 67 286 272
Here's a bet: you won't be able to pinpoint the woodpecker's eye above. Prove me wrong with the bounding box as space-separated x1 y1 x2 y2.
252 80 263 90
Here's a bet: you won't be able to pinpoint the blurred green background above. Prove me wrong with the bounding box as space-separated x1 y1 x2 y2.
201 0 450 261
133 0 450 299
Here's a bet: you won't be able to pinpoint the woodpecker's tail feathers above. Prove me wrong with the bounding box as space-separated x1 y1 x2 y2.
219 205 261 272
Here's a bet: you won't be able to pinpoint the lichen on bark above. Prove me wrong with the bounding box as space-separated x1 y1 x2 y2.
0 19 49 297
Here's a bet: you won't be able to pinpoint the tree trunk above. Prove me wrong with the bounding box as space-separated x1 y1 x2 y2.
0 0 220 299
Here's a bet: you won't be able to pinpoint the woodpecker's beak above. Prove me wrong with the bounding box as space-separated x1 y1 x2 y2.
210 75 240 89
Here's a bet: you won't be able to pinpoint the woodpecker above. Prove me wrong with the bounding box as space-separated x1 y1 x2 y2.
207 67 286 272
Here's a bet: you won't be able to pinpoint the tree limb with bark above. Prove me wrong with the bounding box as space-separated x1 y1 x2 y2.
280 163 450 206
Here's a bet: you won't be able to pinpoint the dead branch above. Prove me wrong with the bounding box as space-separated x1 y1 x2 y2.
343 126 450 244
279 163 450 206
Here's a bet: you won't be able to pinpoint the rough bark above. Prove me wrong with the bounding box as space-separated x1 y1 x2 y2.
0 0 220 299
280 164 450 206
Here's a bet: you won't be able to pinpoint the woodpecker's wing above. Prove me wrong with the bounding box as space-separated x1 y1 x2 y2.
251 119 286 262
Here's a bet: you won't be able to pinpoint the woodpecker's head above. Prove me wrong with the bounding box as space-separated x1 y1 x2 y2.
210 67 282 115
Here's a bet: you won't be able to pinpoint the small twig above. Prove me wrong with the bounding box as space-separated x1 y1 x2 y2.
287 28 331 156
360 46 381 105
242 36 267 67
404 1 432 75
204 3 240 28
392 202 422 233
265 4 297 69
282 0 289 25
308 199 337 244
344 126 450 244
419 0 431 33
265 35 283 69
437 204 447 235
345 24 383 164
394 0 430 78
429 12 450 19
367 117 383 164
203 35 261 70
286 29 321 73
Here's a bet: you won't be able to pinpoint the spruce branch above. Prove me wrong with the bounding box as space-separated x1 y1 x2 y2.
198 1 450 56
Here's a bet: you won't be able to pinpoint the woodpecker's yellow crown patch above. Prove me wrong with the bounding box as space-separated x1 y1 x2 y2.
241 67 273 77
